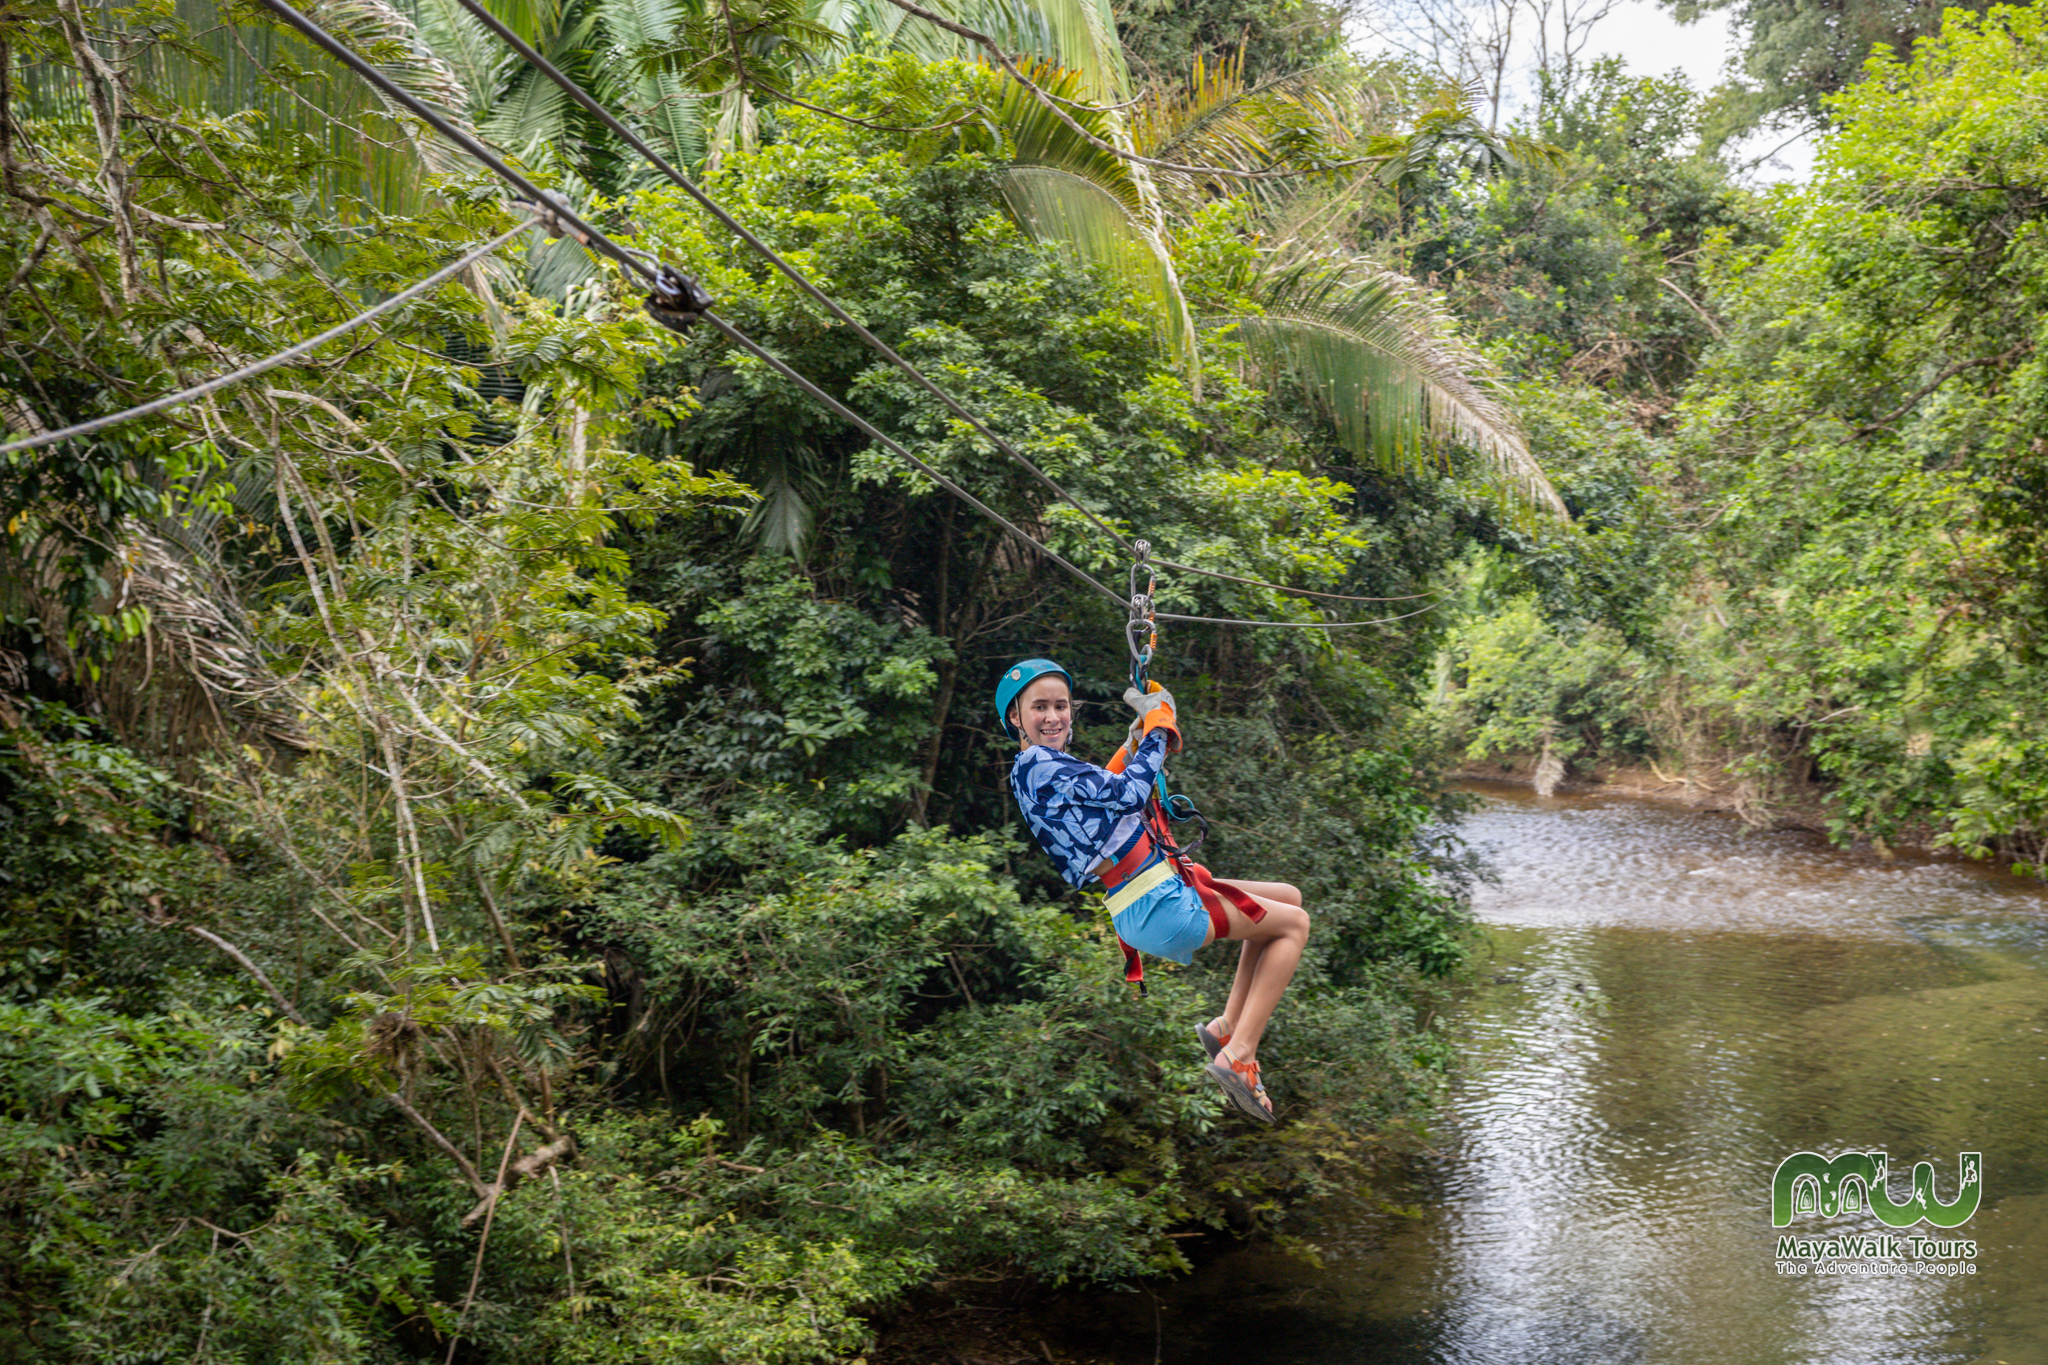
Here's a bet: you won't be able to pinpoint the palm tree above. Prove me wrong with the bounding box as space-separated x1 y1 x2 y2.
991 58 1565 511
489 0 1566 519
24 0 1560 586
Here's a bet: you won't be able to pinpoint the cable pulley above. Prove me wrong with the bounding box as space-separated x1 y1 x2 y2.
240 0 1434 637
1123 541 1208 860
1127 538 1156 689
644 266 715 335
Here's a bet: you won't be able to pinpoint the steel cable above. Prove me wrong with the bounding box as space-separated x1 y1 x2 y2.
0 220 531 457
436 0 1438 609
244 0 1426 631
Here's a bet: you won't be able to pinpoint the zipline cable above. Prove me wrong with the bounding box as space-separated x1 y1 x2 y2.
239 0 1129 615
251 0 647 284
437 0 1438 609
244 0 1424 632
0 220 532 458
700 314 1127 610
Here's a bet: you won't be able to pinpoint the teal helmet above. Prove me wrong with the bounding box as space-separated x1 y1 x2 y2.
994 658 1073 739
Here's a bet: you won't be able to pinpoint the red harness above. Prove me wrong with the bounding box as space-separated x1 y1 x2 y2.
1096 816 1265 987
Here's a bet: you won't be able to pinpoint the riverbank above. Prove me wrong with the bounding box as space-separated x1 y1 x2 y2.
868 1294 1092 1365
979 784 2048 1365
1446 753 1965 859
1449 754 1796 817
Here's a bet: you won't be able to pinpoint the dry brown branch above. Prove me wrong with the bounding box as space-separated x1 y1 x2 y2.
180 922 489 1195
1855 341 2033 435
446 1111 526 1363
460 1131 574 1228
182 923 309 1023
54 0 143 302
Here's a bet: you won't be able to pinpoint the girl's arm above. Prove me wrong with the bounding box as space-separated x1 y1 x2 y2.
1053 727 1168 811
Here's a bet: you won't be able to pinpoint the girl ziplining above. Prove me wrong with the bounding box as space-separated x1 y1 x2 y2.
997 657 1313 1122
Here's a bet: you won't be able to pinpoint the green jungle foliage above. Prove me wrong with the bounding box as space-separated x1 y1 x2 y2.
1664 0 2004 126
1430 6 2048 875
0 6 1488 1361
13 0 2048 1353
1429 60 1770 407
1114 0 1352 85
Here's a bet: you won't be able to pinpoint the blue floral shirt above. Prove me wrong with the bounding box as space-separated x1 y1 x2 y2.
1009 729 1168 888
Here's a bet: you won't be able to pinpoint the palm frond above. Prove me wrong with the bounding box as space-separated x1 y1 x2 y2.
809 0 908 53
805 0 1122 97
406 0 522 114
303 0 479 178
951 0 1054 64
632 0 848 93
962 0 1126 100
1000 166 1194 363
1369 82 1567 194
28 0 481 218
997 61 1142 212
839 0 960 62
1128 52 1268 169
705 84 762 169
0 523 307 767
481 65 574 155
1220 257 1565 515
1124 58 1391 218
103 532 311 760
744 473 816 555
993 63 1199 383
592 0 709 166
468 0 565 45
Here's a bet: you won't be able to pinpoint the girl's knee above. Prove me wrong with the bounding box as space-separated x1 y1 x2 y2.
1267 901 1309 941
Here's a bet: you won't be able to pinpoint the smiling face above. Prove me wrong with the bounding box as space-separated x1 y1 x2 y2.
1012 674 1073 752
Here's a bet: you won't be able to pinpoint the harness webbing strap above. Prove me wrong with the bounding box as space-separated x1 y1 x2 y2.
1103 857 1174 915
1144 802 1261 928
1187 861 1263 929
1099 832 1156 885
1096 827 1264 988
1098 833 1157 986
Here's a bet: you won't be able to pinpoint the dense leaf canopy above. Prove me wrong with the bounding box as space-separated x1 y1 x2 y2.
7 0 2046 1358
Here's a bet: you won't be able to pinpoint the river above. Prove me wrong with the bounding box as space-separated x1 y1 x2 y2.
1051 780 2048 1365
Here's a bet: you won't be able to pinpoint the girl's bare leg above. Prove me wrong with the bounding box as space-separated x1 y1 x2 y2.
1201 890 1310 1064
1214 939 1263 1041
1228 880 1302 907
1208 881 1301 1041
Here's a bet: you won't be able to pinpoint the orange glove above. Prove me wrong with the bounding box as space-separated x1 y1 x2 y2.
1122 682 1181 754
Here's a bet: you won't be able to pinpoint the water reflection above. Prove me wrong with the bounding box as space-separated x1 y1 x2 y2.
1054 782 2048 1365
1463 784 2048 943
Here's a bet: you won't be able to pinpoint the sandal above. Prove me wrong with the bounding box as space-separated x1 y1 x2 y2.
1205 1051 1273 1123
1196 1021 1231 1061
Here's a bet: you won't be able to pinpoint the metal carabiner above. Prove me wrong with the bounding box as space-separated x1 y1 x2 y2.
1127 540 1157 688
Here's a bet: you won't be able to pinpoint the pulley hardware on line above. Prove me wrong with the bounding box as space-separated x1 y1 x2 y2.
645 266 715 335
1127 538 1157 691
1124 541 1207 863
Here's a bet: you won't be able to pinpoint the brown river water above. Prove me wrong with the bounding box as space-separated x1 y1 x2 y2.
1049 780 2048 1365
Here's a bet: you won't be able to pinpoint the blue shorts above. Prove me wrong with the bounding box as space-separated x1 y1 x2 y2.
1110 874 1211 965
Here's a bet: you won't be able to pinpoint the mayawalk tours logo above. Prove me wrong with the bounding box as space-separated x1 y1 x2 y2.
1770 1151 1982 1278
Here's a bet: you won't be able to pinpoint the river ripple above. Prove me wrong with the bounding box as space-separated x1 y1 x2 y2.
1054 781 2048 1365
